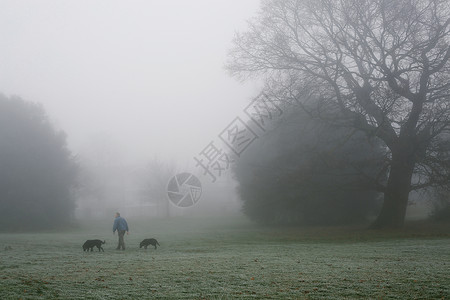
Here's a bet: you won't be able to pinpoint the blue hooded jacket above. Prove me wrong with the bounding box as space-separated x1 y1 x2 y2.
113 216 129 233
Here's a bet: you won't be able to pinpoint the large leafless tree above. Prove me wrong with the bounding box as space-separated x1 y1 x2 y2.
227 0 450 228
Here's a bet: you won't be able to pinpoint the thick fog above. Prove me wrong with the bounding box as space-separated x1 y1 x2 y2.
0 1 262 220
0 0 260 163
1 1 440 228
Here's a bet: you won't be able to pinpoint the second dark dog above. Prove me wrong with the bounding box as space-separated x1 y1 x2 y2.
139 238 160 249
82 239 105 252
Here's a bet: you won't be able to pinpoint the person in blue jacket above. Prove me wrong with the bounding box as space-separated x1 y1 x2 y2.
113 212 129 250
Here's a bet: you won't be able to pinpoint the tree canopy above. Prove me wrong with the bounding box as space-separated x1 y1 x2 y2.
0 94 77 230
233 105 385 225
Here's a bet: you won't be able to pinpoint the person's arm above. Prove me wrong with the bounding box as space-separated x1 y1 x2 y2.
125 219 129 234
113 218 118 233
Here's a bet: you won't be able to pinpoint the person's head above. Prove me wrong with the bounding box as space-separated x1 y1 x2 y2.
115 212 120 218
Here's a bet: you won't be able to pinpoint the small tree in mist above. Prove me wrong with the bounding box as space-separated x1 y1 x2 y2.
429 186 450 222
131 157 176 217
0 94 77 230
228 0 450 228
233 106 385 226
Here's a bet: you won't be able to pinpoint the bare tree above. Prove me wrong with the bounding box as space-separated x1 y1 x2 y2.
227 0 450 228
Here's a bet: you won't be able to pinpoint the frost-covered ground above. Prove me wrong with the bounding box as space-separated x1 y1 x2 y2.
1 217 449 299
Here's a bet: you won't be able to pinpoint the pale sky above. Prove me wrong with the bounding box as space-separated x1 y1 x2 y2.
0 0 261 165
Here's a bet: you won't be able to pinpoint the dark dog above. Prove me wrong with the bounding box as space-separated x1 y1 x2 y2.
82 239 105 252
139 238 160 249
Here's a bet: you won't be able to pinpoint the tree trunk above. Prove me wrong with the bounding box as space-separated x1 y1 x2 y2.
370 145 415 229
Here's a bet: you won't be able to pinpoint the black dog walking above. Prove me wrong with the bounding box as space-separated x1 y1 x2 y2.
82 240 105 252
139 238 160 250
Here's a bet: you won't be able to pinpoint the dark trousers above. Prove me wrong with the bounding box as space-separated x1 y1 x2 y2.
117 230 126 250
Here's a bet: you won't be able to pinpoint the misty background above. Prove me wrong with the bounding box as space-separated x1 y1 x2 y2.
0 0 262 222
0 0 261 163
0 0 443 230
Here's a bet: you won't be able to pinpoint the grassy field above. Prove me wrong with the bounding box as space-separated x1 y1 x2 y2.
0 216 449 299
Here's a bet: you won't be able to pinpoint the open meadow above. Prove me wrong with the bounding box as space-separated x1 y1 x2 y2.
1 217 449 299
